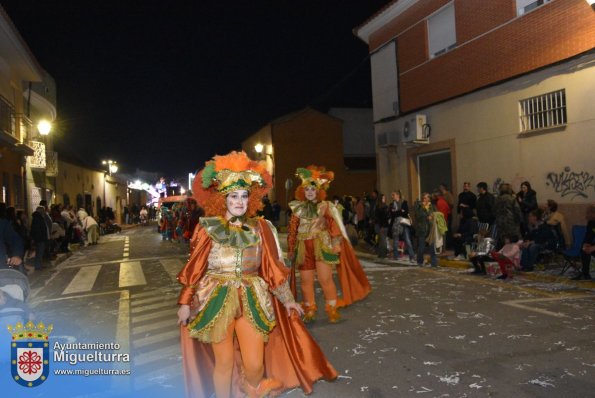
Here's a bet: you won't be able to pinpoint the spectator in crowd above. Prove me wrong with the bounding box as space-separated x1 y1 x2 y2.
414 192 438 267
375 194 390 258
468 230 497 275
14 209 31 271
572 204 595 281
517 181 538 235
271 200 281 228
124 206 130 224
39 200 55 259
82 214 100 245
261 196 273 221
77 207 88 223
494 183 522 248
476 182 495 225
389 191 415 263
493 234 521 280
342 196 354 226
520 209 557 272
543 199 569 248
61 204 77 251
365 191 378 246
439 183 455 245
355 196 365 234
30 206 50 271
439 183 455 213
452 210 477 260
433 190 451 222
0 204 23 273
457 181 477 218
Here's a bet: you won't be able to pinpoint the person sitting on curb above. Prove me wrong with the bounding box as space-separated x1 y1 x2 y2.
520 209 557 272
572 204 595 281
469 230 496 275
492 235 521 280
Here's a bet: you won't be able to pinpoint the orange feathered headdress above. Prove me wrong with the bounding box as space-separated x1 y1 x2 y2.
295 165 334 191
193 151 272 217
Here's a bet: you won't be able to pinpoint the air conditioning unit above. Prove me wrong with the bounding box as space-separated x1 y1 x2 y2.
378 130 399 148
402 114 430 143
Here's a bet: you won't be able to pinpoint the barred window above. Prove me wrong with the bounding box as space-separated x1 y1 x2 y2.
519 89 566 133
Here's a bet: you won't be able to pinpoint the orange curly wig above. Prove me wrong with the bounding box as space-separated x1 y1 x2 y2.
293 165 333 201
193 151 272 218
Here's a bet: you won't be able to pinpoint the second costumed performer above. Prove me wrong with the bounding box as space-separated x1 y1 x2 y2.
176 152 337 398
287 165 371 323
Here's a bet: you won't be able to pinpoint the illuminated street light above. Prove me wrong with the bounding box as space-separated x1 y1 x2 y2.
102 159 118 176
37 120 52 135
254 143 264 154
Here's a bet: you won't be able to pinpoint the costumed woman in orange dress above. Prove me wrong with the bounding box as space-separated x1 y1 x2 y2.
177 152 337 398
287 166 371 323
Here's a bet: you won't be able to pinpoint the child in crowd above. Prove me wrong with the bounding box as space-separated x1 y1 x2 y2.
492 235 521 280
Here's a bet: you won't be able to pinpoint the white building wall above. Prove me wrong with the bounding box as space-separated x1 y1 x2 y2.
378 52 595 205
328 107 375 156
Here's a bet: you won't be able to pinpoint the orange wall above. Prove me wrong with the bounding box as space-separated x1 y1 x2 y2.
368 0 595 112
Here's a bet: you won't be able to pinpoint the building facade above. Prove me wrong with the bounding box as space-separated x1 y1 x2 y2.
355 0 595 230
55 157 129 224
241 108 376 213
0 6 57 214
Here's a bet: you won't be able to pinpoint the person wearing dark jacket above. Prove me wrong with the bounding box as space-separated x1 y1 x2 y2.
452 215 477 260
0 213 23 271
30 207 50 271
517 181 538 235
520 209 556 272
475 182 495 224
375 194 390 258
457 182 477 216
573 204 595 280
389 191 415 262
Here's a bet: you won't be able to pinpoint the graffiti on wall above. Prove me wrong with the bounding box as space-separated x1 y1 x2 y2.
546 167 595 200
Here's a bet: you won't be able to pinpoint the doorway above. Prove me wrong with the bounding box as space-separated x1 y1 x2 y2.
417 150 452 195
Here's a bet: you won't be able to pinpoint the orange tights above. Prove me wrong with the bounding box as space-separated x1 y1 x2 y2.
300 261 338 306
211 316 264 398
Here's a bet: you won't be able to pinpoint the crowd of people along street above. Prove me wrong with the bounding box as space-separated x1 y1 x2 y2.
342 181 594 281
1 201 132 276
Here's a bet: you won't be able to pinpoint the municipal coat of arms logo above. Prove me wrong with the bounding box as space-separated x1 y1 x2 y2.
7 321 53 387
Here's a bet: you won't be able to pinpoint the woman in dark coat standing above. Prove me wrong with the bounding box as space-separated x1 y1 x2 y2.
30 207 49 271
517 181 537 235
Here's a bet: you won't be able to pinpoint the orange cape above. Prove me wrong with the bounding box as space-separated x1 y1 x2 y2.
177 219 337 397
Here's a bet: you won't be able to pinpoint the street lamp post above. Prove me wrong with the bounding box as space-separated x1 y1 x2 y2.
101 160 118 213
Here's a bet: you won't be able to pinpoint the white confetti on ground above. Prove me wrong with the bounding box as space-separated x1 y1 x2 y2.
438 373 461 385
581 362 595 367
507 334 532 340
423 361 442 366
360 386 369 392
449 335 466 340
469 383 483 389
416 386 432 393
424 344 436 349
528 378 555 388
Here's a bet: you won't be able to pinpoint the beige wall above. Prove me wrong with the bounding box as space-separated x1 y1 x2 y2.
242 109 377 212
55 160 127 223
376 52 595 236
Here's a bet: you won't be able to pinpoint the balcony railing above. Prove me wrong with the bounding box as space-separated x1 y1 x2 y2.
0 94 16 137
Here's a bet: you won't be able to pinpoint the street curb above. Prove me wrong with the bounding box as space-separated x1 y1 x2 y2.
437 257 595 289
51 251 73 267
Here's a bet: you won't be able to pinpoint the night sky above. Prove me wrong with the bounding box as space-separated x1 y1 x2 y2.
3 0 386 178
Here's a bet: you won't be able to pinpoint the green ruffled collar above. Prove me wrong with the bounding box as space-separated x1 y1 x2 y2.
289 200 322 219
199 216 260 249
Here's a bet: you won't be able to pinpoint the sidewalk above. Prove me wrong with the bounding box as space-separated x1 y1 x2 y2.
350 240 595 289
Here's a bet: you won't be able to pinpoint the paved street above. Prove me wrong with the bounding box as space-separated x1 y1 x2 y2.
22 225 595 397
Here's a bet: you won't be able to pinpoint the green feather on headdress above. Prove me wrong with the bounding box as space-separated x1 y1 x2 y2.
296 168 312 179
201 163 217 189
